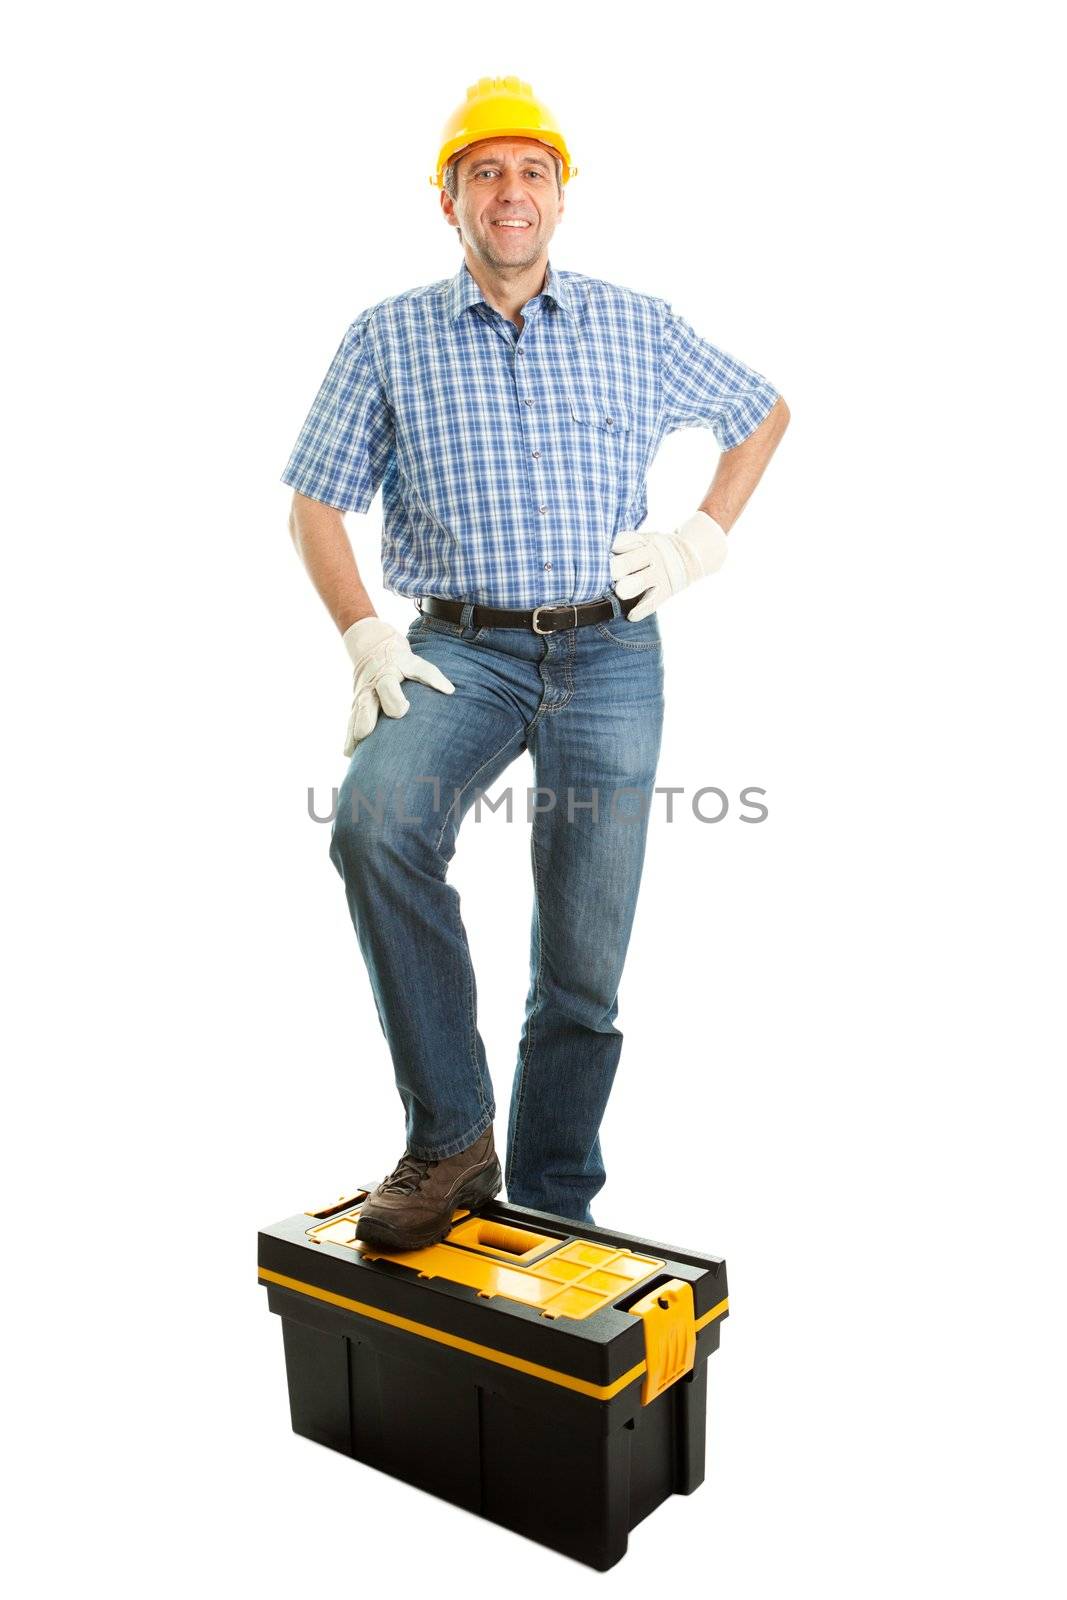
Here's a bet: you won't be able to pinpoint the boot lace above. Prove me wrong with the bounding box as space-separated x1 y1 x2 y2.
380 1151 438 1196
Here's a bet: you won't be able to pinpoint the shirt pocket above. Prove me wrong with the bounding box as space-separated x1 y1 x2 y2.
568 395 631 436
567 394 631 500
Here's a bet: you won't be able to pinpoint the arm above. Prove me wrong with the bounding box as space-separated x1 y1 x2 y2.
698 395 790 533
610 396 791 620
288 490 378 635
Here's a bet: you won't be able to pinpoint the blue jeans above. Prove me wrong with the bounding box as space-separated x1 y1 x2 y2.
328 597 665 1225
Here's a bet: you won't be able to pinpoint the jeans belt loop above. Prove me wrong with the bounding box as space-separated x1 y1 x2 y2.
459 601 475 629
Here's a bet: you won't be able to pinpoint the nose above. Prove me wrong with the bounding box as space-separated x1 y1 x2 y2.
497 167 530 205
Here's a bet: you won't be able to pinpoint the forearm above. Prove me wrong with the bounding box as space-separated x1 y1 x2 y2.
698 395 790 532
288 490 377 634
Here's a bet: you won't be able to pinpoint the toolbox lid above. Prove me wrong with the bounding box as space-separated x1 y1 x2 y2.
259 1190 728 1402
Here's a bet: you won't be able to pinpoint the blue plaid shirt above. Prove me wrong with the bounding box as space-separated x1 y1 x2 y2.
282 259 779 608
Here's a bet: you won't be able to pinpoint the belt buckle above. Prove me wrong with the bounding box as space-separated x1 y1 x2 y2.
532 603 578 635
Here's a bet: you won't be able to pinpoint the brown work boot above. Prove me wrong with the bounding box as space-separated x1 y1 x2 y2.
354 1126 501 1251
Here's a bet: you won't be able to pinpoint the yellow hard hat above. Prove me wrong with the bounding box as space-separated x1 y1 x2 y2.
429 75 578 188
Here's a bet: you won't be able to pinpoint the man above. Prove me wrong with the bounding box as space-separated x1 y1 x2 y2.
284 76 789 1249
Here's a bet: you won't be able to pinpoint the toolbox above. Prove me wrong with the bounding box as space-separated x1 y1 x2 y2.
258 1188 729 1570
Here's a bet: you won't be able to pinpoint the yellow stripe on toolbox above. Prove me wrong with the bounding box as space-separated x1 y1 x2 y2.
258 1266 728 1400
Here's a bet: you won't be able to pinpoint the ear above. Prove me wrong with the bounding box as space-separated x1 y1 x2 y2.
440 189 458 230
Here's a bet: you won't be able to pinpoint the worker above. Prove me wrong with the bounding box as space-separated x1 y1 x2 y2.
283 76 789 1250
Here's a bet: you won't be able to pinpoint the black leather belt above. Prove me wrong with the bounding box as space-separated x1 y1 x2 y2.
417 593 641 633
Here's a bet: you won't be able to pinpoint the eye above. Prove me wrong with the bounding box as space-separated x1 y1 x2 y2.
472 167 545 181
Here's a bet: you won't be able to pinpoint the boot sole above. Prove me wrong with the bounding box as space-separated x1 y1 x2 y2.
354 1159 502 1253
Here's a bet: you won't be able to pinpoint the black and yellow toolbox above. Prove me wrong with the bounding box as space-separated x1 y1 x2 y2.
258 1188 729 1570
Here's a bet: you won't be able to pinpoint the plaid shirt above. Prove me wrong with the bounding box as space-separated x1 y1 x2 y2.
282 259 779 608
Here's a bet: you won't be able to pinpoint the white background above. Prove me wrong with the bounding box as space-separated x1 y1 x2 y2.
4 1 1064 1594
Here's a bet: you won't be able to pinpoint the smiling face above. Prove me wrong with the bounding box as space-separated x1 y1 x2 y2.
441 137 565 272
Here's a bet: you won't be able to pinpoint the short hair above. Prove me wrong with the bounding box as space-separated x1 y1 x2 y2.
444 149 563 199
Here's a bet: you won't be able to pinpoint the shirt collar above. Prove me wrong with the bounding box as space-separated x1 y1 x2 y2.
447 258 575 322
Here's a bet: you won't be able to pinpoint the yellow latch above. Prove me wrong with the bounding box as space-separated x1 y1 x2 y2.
627 1279 696 1404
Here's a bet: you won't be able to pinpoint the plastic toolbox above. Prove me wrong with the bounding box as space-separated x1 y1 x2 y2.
259 1188 729 1570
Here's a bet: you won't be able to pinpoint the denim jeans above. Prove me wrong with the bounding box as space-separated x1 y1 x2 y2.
328 595 665 1225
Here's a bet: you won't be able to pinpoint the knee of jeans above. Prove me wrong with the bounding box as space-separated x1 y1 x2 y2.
330 775 437 879
543 969 621 1033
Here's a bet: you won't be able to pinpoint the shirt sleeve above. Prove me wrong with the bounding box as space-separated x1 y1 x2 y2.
280 311 394 512
660 307 780 450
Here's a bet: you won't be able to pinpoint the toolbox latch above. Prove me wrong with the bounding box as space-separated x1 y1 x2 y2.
626 1278 696 1405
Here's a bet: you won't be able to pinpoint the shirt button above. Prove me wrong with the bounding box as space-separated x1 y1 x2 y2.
605 417 614 427
539 505 547 514
517 349 525 357
524 397 533 406
532 450 541 458
544 561 552 571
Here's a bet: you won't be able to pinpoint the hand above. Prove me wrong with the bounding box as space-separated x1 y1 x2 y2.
342 616 455 755
610 511 729 622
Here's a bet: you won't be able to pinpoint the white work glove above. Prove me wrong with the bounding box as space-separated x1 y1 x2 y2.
342 616 455 756
610 511 729 622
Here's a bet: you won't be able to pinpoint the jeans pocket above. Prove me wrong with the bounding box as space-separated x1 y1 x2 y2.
412 614 489 644
593 613 662 650
414 613 465 638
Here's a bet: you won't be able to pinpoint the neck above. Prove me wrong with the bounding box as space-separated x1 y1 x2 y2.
463 249 549 329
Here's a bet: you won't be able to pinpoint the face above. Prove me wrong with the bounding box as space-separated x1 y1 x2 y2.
442 137 565 271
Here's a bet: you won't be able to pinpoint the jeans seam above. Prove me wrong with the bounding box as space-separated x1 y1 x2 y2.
506 809 547 1189
526 631 577 734
526 694 568 735
432 728 526 859
455 885 491 1117
430 726 525 1116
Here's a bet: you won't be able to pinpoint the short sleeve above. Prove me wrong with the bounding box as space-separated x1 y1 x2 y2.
661 308 779 451
281 311 394 511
